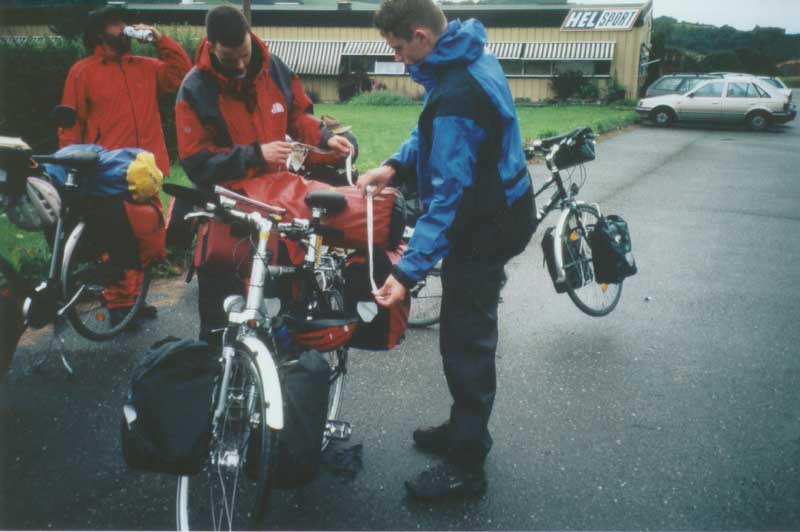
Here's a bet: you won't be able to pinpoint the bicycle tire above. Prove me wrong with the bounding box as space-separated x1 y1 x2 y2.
560 204 623 317
322 290 347 451
62 221 151 341
176 346 274 531
408 263 442 328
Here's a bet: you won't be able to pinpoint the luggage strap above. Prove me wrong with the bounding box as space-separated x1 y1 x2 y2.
366 186 378 292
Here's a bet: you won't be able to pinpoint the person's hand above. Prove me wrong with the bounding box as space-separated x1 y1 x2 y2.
327 135 353 158
372 274 407 309
260 141 293 166
132 24 162 42
356 165 395 196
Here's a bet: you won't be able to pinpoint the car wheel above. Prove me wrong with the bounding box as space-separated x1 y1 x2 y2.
746 112 770 132
651 107 674 127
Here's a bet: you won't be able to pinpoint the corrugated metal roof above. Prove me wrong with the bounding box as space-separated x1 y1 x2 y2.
342 41 394 56
485 41 523 60
265 39 346 75
523 41 615 60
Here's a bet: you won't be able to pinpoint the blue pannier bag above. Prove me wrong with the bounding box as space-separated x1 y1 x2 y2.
43 144 162 203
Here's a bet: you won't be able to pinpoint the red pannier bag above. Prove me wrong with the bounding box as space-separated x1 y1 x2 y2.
195 172 405 272
123 198 167 267
342 245 410 351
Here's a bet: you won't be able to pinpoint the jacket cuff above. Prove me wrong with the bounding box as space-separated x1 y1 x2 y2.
382 158 404 172
391 265 417 290
319 125 334 150
246 142 264 168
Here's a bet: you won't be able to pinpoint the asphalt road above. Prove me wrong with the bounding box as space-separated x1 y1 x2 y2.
2 116 799 531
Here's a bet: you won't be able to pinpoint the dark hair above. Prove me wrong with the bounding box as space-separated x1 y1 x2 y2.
83 6 128 51
373 0 446 40
206 5 250 47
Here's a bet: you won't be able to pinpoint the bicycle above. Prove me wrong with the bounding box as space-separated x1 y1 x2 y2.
527 126 622 316
165 183 372 531
402 126 622 324
0 113 153 372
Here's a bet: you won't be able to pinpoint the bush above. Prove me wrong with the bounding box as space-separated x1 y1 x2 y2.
0 37 86 152
576 82 600 101
605 77 626 102
550 70 586 101
337 70 371 102
347 90 416 106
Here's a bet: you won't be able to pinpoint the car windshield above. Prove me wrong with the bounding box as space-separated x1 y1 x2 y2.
680 78 707 92
654 77 684 91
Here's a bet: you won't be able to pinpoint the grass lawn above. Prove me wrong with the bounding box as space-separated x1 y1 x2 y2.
1 102 635 273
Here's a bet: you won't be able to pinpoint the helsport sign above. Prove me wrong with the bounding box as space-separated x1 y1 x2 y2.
561 8 640 31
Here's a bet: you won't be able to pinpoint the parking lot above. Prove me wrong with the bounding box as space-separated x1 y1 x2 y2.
2 115 799 530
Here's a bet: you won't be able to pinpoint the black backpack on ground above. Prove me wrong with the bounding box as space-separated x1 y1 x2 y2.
271 350 330 489
121 337 218 476
588 214 638 284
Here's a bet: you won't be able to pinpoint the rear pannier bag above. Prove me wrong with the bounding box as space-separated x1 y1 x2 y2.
272 350 331 489
343 245 410 351
86 197 166 270
541 226 585 294
588 214 638 284
196 172 405 272
121 337 218 475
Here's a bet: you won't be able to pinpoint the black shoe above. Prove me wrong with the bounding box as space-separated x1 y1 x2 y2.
405 461 487 501
109 304 157 328
413 421 450 455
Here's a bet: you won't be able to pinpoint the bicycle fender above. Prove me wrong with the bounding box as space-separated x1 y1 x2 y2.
60 221 86 297
240 336 284 430
552 201 597 285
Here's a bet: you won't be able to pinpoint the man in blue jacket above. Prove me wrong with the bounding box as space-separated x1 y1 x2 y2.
357 0 537 500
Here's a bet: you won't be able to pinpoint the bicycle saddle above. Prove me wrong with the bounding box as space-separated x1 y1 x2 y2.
305 189 347 214
34 151 99 173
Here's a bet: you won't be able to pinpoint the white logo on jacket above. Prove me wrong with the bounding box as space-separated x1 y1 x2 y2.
271 103 285 114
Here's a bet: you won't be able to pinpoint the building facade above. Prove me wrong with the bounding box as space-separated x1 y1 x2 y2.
0 1 653 102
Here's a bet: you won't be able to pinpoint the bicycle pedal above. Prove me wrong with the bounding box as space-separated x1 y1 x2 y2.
325 420 352 441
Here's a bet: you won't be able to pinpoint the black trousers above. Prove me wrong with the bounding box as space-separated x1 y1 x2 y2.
438 191 536 467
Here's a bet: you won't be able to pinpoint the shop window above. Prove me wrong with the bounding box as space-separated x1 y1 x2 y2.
524 61 553 76
593 61 612 76
500 59 524 76
343 55 404 75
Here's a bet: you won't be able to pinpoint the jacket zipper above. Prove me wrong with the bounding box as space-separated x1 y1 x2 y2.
119 61 141 148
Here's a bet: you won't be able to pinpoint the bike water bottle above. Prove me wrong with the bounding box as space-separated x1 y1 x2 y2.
272 317 295 356
123 26 155 42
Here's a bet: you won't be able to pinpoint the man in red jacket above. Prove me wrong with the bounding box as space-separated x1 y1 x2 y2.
60 6 192 326
176 5 352 341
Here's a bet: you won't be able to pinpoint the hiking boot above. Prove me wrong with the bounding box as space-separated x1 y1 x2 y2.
412 421 450 455
405 461 487 501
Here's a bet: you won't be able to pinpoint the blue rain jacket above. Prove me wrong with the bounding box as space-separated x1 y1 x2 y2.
386 19 532 287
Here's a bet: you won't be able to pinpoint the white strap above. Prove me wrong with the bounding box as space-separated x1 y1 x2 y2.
346 151 353 186
366 186 378 292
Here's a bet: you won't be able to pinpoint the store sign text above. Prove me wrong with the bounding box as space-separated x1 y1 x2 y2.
561 9 640 31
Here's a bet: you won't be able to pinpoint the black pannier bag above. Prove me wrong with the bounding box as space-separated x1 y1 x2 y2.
553 130 596 170
588 214 638 284
541 226 584 293
271 350 331 489
121 337 218 475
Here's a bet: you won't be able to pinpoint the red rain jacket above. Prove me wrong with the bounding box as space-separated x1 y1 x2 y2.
59 36 192 174
175 33 331 187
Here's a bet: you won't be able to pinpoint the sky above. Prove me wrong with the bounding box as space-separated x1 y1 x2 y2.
569 0 800 34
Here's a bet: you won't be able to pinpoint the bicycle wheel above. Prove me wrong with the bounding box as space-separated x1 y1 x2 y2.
408 262 442 328
177 347 274 531
561 204 622 317
62 222 151 341
322 290 347 451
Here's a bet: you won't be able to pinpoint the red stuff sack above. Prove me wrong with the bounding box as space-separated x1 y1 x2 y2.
342 245 409 351
228 172 405 251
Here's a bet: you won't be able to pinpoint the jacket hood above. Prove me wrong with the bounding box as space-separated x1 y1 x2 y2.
409 19 486 88
195 32 272 89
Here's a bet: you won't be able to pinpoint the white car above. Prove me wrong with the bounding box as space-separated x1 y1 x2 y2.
636 76 796 131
